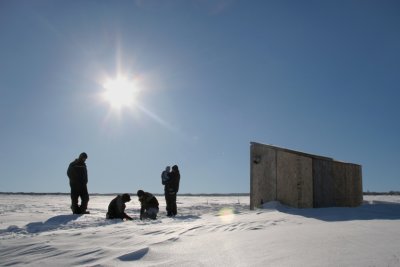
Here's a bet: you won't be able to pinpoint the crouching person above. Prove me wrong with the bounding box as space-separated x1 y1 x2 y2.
106 193 133 221
137 190 159 220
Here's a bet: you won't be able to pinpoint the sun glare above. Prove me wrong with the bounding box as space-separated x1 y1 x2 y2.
102 76 138 110
218 207 235 223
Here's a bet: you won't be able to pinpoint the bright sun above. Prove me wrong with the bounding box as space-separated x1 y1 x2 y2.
102 76 138 109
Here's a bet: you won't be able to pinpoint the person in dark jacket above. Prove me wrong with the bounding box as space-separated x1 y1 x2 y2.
137 190 159 220
67 152 89 214
161 166 171 185
165 165 180 217
106 193 133 220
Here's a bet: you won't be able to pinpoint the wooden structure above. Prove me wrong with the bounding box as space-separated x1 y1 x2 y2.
250 142 362 209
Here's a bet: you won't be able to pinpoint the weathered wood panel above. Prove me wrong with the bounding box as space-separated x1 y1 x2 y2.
332 161 348 207
277 151 313 208
250 144 277 209
313 159 335 207
345 163 363 207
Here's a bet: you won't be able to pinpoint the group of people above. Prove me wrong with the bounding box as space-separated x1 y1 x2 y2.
66 152 181 220
105 190 159 220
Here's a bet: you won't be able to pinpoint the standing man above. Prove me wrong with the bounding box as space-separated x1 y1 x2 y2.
67 152 89 214
165 165 180 217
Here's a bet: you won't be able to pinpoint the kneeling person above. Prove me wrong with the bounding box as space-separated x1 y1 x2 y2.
106 193 133 220
137 190 159 220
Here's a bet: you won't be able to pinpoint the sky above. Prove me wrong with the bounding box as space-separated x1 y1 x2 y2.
0 0 399 194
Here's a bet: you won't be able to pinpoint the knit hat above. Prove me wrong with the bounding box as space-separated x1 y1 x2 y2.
122 193 131 202
137 190 144 197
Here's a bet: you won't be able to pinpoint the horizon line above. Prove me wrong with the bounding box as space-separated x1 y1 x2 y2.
0 192 250 196
1 192 399 196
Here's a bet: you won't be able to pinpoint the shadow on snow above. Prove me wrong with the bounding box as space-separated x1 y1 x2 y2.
274 200 400 222
1 214 120 235
25 214 83 233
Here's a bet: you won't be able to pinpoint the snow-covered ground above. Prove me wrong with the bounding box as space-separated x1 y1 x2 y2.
1 194 400 266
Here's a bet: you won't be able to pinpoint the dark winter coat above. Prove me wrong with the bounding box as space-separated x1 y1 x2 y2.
67 159 88 187
165 169 180 194
138 192 159 216
161 170 170 185
107 195 131 220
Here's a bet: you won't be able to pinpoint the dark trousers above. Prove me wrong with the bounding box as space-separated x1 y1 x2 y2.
165 192 177 216
70 185 89 214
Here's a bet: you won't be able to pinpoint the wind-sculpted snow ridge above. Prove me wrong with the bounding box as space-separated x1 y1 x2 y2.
1 195 400 266
0 214 113 237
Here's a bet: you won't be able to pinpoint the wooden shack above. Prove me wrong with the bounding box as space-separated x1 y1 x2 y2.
250 142 363 209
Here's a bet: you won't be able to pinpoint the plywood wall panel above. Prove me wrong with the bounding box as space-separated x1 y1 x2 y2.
277 151 313 208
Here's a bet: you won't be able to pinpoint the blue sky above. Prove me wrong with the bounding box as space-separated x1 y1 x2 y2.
0 0 399 194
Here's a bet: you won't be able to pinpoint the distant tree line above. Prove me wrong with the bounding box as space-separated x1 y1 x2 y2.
2 191 399 196
0 192 250 196
364 191 400 196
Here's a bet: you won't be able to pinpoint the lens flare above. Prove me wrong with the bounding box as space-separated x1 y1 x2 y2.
218 207 235 223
